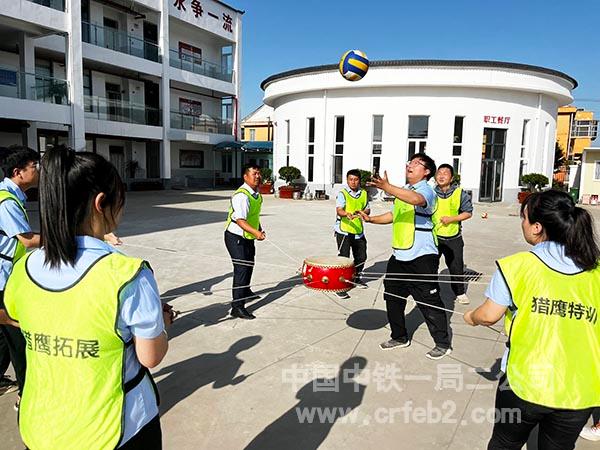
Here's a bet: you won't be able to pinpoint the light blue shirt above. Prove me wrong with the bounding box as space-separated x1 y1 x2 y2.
485 241 582 371
392 180 438 261
334 186 370 238
0 178 31 291
25 236 164 447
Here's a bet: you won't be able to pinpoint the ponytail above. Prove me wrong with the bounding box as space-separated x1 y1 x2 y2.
39 145 125 268
566 207 600 271
521 190 600 271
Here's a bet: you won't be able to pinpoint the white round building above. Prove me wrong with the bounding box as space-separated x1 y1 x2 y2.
261 60 576 202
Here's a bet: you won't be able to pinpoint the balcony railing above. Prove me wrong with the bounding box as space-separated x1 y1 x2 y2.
169 49 232 82
82 21 161 63
85 96 161 126
0 67 69 104
28 0 64 11
170 111 232 135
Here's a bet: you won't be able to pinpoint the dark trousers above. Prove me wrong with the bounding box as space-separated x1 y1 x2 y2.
0 331 10 376
438 235 465 296
0 291 26 393
335 232 367 275
224 230 255 307
120 415 162 450
383 254 451 349
488 377 593 450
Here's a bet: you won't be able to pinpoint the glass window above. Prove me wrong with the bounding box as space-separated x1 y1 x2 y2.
453 116 464 143
335 116 345 143
372 115 383 142
408 116 429 138
307 117 315 182
595 161 600 180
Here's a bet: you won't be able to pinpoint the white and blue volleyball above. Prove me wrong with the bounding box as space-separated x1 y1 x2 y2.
338 50 369 81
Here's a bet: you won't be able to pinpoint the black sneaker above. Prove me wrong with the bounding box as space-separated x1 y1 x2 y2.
0 376 18 396
335 291 350 299
230 306 256 320
353 278 368 288
426 346 452 360
13 395 20 412
379 338 411 350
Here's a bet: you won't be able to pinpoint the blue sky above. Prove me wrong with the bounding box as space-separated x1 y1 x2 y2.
234 0 600 132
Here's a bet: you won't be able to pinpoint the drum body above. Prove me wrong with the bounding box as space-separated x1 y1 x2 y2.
302 256 355 292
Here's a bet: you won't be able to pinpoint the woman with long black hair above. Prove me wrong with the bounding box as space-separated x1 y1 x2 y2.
4 146 172 449
464 189 600 450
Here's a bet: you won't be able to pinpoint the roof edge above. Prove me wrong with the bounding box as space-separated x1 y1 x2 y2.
213 0 244 14
260 59 577 91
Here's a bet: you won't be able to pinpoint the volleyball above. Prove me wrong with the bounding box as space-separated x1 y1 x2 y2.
339 50 369 81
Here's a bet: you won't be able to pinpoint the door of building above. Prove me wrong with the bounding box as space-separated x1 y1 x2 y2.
109 146 125 180
143 21 158 61
479 128 506 202
146 142 160 178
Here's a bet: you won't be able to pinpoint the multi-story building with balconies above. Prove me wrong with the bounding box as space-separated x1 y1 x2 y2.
0 0 243 188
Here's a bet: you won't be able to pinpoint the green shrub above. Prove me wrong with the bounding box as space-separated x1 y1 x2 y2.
278 166 301 185
520 173 549 192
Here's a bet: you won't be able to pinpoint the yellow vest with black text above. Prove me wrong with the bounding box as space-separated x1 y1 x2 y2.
0 190 27 262
432 187 462 238
4 251 153 450
498 251 600 409
225 188 263 240
392 198 437 250
339 189 368 234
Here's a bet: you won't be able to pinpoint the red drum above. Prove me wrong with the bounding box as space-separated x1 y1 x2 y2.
302 256 355 292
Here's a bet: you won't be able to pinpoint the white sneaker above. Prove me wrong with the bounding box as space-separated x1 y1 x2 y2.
580 425 600 441
456 294 470 305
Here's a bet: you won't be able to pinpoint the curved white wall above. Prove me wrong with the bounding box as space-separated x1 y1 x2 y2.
263 64 574 202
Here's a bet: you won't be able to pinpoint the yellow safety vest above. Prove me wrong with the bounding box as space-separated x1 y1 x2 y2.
339 189 368 234
0 190 27 262
225 188 263 240
432 187 462 238
392 197 436 250
498 251 600 409
4 251 157 450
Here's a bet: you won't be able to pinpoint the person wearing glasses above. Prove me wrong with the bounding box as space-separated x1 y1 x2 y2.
359 153 452 360
0 146 41 409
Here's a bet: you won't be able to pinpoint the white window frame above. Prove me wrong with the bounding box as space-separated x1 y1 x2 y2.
407 115 429 158
249 129 256 141
285 119 290 167
307 117 315 182
333 116 344 184
594 161 600 181
452 116 464 175
519 119 530 186
372 115 383 175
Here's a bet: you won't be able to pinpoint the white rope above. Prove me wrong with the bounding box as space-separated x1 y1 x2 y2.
336 233 347 254
360 271 492 278
159 277 302 300
122 242 299 270
344 280 504 335
265 238 301 264
359 275 489 286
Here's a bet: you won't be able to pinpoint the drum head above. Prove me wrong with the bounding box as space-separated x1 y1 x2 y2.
303 256 354 268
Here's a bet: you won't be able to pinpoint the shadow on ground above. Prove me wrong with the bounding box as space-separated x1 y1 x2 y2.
156 335 262 416
244 356 368 450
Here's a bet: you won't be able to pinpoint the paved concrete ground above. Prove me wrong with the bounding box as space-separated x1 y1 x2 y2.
1 189 598 450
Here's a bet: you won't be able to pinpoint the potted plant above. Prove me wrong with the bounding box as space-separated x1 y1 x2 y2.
359 169 378 200
48 80 67 105
125 160 139 179
518 173 549 203
259 167 274 194
277 166 301 199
